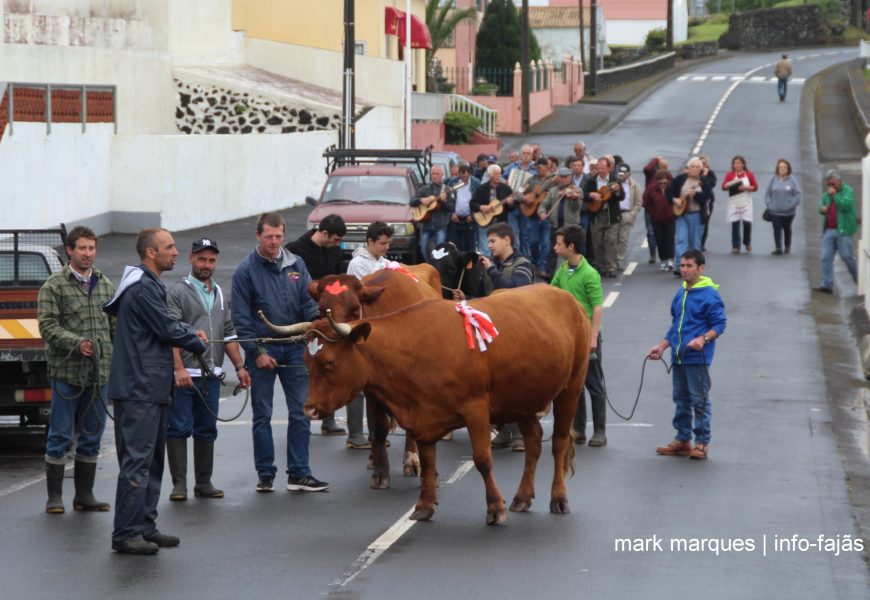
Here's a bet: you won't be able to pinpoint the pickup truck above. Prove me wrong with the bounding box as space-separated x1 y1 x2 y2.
305 146 432 264
0 227 67 427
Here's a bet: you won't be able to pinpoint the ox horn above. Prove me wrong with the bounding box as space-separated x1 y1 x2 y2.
257 310 312 336
325 308 352 337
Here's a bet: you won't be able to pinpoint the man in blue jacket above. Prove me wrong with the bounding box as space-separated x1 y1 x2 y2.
648 250 726 460
232 213 326 493
103 228 207 555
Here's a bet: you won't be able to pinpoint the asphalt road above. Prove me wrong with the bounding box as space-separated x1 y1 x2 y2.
1 48 868 600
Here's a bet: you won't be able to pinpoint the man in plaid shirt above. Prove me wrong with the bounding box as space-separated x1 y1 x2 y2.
38 225 115 514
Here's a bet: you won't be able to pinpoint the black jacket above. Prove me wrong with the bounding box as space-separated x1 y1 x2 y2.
668 173 714 224
285 230 343 280
411 182 456 231
103 265 205 404
470 182 514 223
583 175 625 225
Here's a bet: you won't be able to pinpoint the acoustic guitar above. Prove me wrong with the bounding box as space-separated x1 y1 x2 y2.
473 195 510 227
672 183 701 217
586 184 616 213
520 184 548 217
411 180 466 223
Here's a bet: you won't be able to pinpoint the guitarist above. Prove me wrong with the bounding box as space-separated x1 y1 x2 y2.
668 157 713 273
411 165 455 260
522 159 557 278
447 164 480 253
582 157 625 278
470 164 514 257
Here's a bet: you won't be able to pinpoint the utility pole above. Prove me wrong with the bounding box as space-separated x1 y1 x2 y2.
589 0 598 96
667 0 673 51
578 0 585 72
341 0 355 149
521 0 530 134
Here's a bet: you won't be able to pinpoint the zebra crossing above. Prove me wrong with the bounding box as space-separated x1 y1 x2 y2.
676 74 807 84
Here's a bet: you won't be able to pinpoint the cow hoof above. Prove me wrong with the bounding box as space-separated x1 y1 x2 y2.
402 452 421 477
410 507 434 521
367 454 375 470
486 508 508 526
370 475 390 490
549 498 571 514
509 498 532 512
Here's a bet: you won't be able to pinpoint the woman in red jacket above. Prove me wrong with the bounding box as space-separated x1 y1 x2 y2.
643 168 676 271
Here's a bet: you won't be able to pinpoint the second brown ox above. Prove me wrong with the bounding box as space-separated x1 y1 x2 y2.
295 284 591 526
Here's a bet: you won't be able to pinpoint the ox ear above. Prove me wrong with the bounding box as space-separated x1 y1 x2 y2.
348 322 372 345
308 280 322 301
360 285 386 304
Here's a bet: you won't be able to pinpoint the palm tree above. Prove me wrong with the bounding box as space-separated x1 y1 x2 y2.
425 0 477 89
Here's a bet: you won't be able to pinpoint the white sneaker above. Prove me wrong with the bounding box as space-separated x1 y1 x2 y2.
660 262 668 271
667 261 674 271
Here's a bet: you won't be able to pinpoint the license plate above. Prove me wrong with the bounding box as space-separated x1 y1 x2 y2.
341 241 365 250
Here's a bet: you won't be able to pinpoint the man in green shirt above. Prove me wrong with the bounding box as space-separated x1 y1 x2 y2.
551 225 608 447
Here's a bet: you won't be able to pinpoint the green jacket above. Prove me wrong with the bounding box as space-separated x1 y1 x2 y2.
37 266 115 385
820 182 856 236
550 257 602 321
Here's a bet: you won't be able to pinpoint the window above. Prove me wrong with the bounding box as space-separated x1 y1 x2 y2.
355 41 366 55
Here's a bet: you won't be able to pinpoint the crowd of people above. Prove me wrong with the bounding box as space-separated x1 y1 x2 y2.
35 139 860 555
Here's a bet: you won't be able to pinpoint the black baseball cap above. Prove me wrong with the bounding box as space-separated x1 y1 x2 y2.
192 237 220 253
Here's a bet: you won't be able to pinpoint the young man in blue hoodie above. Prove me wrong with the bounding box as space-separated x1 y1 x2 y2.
648 250 726 460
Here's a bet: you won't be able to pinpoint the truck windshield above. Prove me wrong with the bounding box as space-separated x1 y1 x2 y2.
322 176 410 205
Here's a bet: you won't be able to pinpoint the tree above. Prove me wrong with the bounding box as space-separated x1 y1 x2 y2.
475 0 541 72
425 0 477 73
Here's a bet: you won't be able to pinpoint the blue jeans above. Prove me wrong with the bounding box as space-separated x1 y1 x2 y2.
508 211 530 256
675 212 703 261
448 220 476 253
167 376 219 441
419 228 447 260
526 217 552 272
672 364 712 444
820 228 858 289
249 347 311 479
112 400 166 543
777 77 788 100
46 379 107 461
477 224 491 256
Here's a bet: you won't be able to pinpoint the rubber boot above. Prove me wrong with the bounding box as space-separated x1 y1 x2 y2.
573 398 587 445
166 437 188 501
193 439 224 498
73 459 111 511
320 412 346 435
588 393 607 447
345 395 371 449
45 461 65 514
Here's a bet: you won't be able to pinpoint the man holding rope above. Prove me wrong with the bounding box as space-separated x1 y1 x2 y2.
38 225 115 515
648 250 726 461
166 238 250 502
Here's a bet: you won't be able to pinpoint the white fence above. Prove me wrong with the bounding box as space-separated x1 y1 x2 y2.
411 92 497 138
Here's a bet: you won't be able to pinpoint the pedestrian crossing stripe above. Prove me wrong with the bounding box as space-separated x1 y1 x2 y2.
0 319 40 340
677 75 806 84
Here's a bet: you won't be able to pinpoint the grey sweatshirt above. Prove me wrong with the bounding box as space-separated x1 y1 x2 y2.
764 174 801 216
167 277 237 376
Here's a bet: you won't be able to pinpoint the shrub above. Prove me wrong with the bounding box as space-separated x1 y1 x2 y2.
645 28 667 52
444 111 483 144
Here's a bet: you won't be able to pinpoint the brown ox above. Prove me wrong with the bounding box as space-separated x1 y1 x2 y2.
309 269 440 479
299 285 590 526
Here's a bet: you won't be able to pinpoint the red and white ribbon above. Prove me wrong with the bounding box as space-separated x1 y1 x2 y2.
384 260 419 282
455 300 498 351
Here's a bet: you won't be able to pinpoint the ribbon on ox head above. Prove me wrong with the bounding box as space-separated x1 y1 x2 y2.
384 260 419 282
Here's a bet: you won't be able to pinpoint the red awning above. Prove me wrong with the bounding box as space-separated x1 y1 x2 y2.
384 6 432 49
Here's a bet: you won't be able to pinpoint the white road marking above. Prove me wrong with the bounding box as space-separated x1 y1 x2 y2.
623 262 638 276
750 76 767 81
603 291 619 308
711 75 726 81
691 76 707 81
677 75 688 81
730 76 746 81
332 458 475 589
692 62 767 155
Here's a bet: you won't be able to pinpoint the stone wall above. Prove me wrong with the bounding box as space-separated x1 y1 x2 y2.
586 51 675 94
718 5 823 51
174 79 340 135
679 41 718 60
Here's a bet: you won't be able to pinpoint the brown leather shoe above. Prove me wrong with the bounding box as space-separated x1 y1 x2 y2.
656 440 692 456
689 443 709 460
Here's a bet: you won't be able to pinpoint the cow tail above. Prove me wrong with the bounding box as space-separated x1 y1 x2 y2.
565 429 576 478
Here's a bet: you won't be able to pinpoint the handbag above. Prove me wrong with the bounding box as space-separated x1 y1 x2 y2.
762 208 772 222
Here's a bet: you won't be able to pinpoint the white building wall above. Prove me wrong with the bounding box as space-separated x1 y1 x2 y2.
110 130 336 232
355 105 403 149
534 28 590 62
3 123 115 229
606 20 667 46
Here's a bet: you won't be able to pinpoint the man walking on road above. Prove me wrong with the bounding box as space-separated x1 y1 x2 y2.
649 250 726 461
232 213 327 494
166 238 250 502
774 54 792 102
38 225 115 515
103 228 207 555
814 170 858 294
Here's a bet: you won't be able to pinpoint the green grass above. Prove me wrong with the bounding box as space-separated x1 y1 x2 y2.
772 0 840 19
844 24 870 44
687 20 729 42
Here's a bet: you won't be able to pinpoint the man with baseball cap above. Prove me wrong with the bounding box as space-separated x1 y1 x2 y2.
165 238 251 501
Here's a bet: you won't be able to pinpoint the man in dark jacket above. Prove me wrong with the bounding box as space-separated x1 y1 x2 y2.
470 164 514 256
232 213 326 494
285 214 347 435
411 165 456 259
103 227 207 555
583 157 624 277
